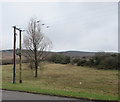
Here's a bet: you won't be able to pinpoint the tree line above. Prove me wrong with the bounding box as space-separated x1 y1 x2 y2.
46 52 119 70
2 52 119 70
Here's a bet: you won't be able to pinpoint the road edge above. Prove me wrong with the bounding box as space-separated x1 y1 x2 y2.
2 89 119 102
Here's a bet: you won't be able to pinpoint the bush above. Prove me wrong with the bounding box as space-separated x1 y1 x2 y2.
71 58 80 65
2 59 13 65
72 52 118 70
97 56 118 69
93 53 118 70
77 60 87 66
48 54 70 64
47 52 118 70
61 55 70 64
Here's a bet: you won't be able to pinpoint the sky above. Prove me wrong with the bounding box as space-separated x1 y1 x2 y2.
0 2 118 52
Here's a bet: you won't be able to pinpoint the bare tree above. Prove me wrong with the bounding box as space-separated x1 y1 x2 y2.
23 18 52 77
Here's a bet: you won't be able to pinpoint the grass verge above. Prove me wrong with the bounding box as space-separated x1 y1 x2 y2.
2 82 118 101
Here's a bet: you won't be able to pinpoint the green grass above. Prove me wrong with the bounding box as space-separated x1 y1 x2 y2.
2 63 119 101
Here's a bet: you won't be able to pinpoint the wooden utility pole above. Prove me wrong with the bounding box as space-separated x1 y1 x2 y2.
13 26 16 84
12 26 23 84
19 30 22 83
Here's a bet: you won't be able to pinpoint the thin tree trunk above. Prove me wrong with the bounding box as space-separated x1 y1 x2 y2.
34 47 38 77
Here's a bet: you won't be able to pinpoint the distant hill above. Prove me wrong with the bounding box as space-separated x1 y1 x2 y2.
1 49 96 60
1 49 14 60
59 51 96 58
1 49 117 60
1 49 118 65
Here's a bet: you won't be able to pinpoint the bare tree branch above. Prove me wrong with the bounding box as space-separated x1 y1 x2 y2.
23 18 52 77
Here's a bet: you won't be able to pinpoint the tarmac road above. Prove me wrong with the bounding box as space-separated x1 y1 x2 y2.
2 90 95 102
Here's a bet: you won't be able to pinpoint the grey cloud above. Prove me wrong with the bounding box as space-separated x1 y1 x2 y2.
1 2 118 52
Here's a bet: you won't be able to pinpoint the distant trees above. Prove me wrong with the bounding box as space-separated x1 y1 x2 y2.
71 58 79 65
23 18 52 77
48 52 118 70
70 52 118 70
77 60 87 66
93 53 118 69
48 54 70 64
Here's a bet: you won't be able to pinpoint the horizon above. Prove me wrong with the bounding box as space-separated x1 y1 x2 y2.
1 48 118 53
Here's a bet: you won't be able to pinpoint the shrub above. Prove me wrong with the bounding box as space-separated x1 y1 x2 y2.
71 58 80 65
97 56 118 69
93 53 118 70
48 54 70 64
77 60 87 66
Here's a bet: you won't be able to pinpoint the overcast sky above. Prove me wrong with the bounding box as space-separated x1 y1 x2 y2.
1 2 118 52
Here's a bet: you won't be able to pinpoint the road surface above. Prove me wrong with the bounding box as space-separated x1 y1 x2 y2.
2 90 94 101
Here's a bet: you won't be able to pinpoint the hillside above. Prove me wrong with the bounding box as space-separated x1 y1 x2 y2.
1 49 96 60
59 51 95 58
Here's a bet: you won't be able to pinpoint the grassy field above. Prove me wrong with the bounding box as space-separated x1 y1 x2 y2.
2 62 118 101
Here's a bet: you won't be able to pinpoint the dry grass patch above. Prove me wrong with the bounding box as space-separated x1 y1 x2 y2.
2 63 118 100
